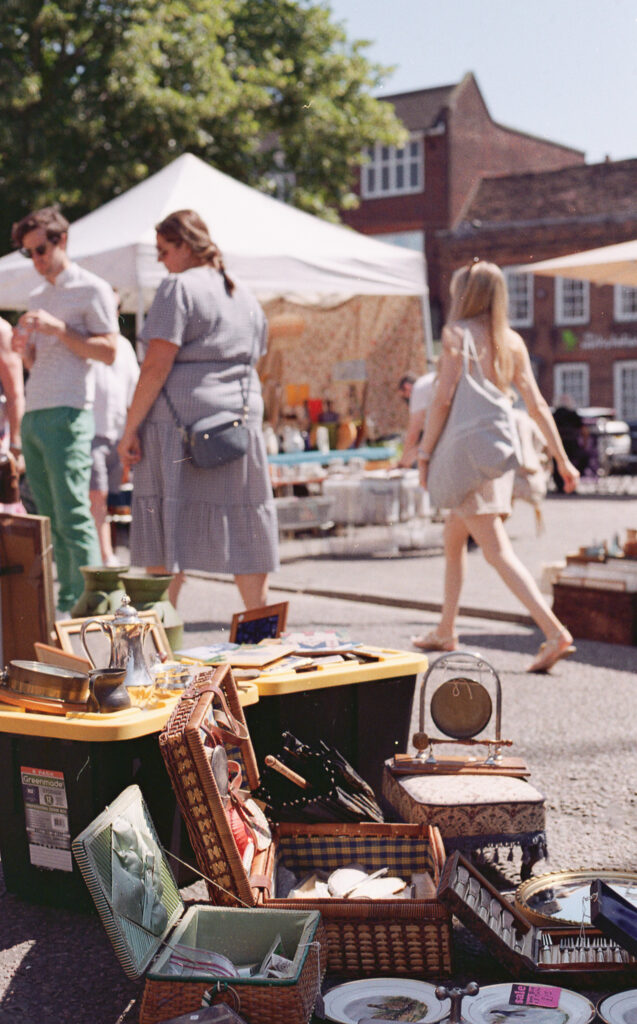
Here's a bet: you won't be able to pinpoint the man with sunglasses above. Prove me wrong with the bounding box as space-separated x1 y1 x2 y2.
11 205 118 612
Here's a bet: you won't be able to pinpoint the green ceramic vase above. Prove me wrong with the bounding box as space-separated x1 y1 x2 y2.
71 565 128 618
121 573 184 652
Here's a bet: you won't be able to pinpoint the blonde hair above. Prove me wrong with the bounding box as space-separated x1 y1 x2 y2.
448 260 513 391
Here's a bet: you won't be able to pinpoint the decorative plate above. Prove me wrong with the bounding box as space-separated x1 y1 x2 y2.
598 991 637 1024
461 984 595 1024
515 869 637 926
322 978 450 1023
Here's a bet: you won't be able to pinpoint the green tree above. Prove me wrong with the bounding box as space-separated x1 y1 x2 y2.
0 0 404 251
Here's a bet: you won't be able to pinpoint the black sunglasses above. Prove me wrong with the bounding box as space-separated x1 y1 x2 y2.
21 243 49 259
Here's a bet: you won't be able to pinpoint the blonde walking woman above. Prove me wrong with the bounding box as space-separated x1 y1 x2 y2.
413 261 579 672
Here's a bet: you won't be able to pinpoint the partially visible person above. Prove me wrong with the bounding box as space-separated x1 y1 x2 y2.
552 395 587 490
0 317 26 512
90 325 140 565
511 405 551 533
414 261 580 673
0 318 25 470
11 206 118 611
118 209 279 610
398 367 437 468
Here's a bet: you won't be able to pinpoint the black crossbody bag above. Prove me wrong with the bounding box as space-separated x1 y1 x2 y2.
162 358 252 470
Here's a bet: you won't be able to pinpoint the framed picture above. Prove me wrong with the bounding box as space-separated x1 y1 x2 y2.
54 610 172 668
0 513 55 663
229 601 289 645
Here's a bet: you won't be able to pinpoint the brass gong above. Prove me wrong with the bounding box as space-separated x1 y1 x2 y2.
429 676 493 739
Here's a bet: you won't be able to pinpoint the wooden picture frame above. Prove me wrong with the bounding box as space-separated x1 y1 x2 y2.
229 601 289 645
0 513 55 663
34 642 93 674
54 610 172 667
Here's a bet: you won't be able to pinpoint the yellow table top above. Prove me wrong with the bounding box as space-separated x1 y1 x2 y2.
0 681 259 741
252 647 427 697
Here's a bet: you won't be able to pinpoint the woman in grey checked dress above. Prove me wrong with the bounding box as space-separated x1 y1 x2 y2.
118 209 279 609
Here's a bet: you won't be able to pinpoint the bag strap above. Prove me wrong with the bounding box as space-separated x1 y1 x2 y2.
161 385 188 437
462 327 487 384
160 331 257 434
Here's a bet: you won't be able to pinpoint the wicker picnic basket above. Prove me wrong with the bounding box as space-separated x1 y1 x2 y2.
159 665 452 978
72 784 325 1024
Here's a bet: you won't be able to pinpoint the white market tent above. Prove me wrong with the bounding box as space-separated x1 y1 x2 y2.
0 152 432 354
525 238 637 287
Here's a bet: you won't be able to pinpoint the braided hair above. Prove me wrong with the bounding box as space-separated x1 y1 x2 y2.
155 209 235 295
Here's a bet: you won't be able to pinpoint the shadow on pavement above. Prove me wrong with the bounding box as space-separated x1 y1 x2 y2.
0 866 141 1023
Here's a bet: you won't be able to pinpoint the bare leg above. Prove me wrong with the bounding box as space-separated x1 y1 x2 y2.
464 513 568 639
234 572 268 610
147 565 185 607
438 512 470 637
90 489 115 564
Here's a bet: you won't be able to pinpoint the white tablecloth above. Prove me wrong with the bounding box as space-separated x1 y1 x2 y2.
322 470 430 525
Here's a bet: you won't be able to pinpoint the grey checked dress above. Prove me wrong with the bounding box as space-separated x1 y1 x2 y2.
131 266 279 576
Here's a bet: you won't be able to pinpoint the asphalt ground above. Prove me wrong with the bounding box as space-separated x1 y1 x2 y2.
1 486 636 1022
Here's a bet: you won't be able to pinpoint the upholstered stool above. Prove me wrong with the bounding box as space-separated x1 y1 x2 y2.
386 651 548 879
382 765 547 879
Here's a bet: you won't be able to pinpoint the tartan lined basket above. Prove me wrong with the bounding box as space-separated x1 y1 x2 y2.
159 666 452 978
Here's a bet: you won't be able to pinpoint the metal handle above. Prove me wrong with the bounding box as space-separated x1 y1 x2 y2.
435 982 480 1024
79 618 113 668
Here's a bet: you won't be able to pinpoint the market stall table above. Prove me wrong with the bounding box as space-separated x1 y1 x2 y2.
267 444 397 466
0 684 258 908
323 468 429 526
243 648 427 796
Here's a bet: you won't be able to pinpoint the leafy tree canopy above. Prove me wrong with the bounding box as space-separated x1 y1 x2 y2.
0 0 405 251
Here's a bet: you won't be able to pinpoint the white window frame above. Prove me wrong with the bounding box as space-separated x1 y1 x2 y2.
553 362 590 408
555 277 589 325
613 360 637 419
504 269 533 327
614 285 637 322
361 134 424 199
370 229 425 253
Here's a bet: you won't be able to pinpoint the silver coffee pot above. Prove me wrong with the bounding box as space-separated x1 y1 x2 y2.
80 595 154 695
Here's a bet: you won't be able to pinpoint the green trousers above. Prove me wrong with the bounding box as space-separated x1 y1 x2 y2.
22 407 100 611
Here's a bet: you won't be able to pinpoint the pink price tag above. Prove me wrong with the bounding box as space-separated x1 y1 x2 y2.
509 985 561 1008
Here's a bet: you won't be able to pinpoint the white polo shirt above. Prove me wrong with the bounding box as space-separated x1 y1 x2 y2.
25 262 118 413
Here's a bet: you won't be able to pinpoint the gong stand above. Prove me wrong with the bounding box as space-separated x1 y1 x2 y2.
394 652 529 777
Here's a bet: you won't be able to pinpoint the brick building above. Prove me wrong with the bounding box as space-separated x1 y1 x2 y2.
437 159 637 415
341 72 584 334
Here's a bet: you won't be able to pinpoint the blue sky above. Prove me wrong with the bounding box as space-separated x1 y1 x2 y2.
327 0 637 163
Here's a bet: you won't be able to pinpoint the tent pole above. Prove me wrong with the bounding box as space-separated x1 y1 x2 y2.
420 294 435 368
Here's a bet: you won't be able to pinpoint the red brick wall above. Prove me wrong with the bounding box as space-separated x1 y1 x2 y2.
447 77 584 227
341 78 583 318
437 218 637 405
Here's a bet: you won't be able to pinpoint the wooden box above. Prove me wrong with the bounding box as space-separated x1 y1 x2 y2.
553 582 637 645
438 850 637 979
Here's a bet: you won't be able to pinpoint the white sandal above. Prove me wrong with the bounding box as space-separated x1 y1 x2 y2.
411 631 458 652
527 631 575 673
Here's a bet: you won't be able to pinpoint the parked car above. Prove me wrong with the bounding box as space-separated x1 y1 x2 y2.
578 407 633 475
626 419 637 464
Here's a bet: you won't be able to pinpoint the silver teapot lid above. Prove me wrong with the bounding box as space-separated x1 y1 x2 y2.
112 594 141 626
